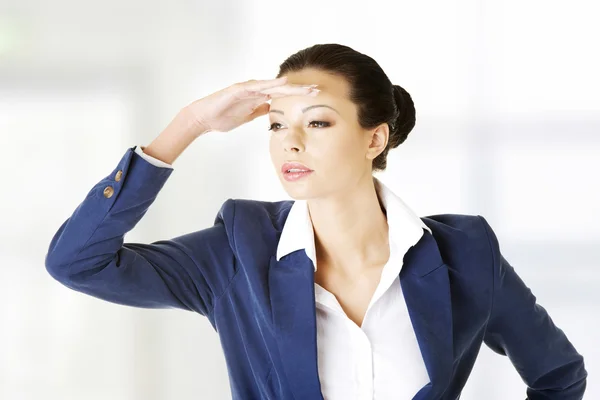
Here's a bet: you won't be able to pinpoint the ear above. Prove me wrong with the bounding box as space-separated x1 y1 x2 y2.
365 123 389 161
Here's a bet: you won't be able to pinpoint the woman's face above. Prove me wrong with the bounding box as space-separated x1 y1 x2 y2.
268 68 385 200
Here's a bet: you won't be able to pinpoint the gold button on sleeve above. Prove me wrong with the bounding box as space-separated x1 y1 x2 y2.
115 170 123 182
103 186 114 198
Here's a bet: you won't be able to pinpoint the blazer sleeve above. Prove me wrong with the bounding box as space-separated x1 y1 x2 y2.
45 146 238 318
478 215 587 399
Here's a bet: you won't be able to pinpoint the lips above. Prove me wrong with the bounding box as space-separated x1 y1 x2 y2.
281 162 314 182
281 162 313 174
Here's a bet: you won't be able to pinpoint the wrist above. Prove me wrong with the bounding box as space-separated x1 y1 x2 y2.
179 106 211 139
143 109 205 165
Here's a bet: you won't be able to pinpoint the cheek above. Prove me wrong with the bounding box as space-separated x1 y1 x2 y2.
268 136 279 163
311 130 364 164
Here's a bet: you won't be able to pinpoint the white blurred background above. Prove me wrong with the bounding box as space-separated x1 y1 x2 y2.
0 0 598 399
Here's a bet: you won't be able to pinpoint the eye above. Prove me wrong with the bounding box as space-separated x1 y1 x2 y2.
308 121 331 128
268 122 283 132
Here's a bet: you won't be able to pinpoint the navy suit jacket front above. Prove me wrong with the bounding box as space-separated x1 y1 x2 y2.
45 146 587 399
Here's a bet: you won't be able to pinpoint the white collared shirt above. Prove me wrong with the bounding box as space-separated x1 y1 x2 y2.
277 177 432 400
134 146 432 399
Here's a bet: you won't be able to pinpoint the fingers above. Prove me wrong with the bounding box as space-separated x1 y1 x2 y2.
246 102 270 122
236 91 271 101
243 77 288 92
241 77 319 95
260 84 319 97
231 78 319 102
236 84 319 101
266 88 320 99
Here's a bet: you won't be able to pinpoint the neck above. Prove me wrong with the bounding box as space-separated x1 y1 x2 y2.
307 176 390 276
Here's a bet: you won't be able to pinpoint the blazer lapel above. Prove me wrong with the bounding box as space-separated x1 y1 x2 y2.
269 251 323 399
401 227 455 399
268 226 454 400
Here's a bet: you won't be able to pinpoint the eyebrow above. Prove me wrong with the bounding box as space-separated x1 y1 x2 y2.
269 104 340 115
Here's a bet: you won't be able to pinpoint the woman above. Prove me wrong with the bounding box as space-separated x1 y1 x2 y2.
45 44 587 399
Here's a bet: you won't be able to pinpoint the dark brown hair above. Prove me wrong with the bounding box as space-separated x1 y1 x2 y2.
276 43 416 171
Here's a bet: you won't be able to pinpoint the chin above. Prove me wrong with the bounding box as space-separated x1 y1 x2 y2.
279 179 320 201
282 186 313 201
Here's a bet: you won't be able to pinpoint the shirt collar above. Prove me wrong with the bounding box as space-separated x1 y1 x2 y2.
276 177 432 270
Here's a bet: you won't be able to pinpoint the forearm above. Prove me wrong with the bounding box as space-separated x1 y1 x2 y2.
142 107 209 165
479 216 588 399
45 147 173 279
525 366 587 400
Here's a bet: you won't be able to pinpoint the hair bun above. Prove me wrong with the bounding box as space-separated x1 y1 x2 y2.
390 84 416 148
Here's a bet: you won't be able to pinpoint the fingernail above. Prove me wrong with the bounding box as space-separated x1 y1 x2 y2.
308 89 320 96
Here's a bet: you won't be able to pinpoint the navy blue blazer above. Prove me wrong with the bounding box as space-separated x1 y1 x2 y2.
45 146 587 399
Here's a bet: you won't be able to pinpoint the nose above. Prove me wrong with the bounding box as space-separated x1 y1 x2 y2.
282 130 305 153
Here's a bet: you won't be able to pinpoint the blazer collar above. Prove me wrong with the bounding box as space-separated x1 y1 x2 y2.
269 220 454 399
276 176 432 270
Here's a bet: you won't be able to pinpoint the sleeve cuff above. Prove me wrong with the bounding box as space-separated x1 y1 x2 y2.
134 145 174 169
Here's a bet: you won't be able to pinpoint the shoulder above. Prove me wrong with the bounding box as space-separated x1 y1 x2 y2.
421 213 500 271
211 198 294 262
421 213 497 244
421 212 485 233
215 198 293 228
213 198 294 248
